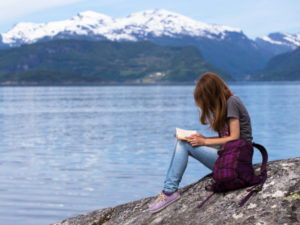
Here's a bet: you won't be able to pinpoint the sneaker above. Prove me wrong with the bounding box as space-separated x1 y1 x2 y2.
149 191 180 213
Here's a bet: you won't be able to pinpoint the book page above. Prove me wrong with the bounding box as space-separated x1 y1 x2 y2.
175 128 197 140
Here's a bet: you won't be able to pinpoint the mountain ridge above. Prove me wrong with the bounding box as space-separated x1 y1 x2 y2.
1 9 299 50
1 9 243 46
0 9 299 79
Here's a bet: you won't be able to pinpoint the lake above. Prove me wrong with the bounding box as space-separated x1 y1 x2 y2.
0 83 299 225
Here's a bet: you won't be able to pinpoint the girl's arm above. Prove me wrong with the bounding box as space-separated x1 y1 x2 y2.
186 118 240 146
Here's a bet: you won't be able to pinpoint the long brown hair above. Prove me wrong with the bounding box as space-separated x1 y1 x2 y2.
194 72 232 133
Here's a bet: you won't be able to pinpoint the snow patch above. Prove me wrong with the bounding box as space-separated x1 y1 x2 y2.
260 36 283 45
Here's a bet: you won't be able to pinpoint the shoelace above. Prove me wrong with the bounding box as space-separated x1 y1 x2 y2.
157 193 166 202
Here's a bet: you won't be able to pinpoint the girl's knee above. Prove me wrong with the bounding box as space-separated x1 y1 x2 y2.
174 140 189 152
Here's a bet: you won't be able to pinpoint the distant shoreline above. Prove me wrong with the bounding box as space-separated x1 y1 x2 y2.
1 80 300 87
0 81 195 87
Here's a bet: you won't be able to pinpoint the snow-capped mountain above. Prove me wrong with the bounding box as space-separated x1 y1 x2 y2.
1 9 243 46
1 11 116 45
254 32 300 56
256 32 300 49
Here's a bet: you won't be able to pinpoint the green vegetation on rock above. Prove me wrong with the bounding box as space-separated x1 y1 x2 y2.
253 47 300 81
0 39 233 84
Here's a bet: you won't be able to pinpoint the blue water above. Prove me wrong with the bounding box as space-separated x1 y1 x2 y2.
0 84 299 225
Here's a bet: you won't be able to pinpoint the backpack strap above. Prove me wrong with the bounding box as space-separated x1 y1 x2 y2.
197 192 215 209
239 142 268 207
252 142 268 183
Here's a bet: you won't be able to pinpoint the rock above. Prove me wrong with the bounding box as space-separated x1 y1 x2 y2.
53 158 300 225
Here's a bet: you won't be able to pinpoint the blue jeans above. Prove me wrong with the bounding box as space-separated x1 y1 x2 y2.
163 140 219 194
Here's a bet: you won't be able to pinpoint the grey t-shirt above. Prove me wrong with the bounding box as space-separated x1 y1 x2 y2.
221 95 253 143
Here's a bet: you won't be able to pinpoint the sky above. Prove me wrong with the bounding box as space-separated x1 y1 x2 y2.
0 0 299 39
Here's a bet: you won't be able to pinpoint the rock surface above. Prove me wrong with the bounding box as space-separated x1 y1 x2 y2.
53 158 300 225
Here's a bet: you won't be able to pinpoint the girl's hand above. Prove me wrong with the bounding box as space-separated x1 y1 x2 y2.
185 133 206 147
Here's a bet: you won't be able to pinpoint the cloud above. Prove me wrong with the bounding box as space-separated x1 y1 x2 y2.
203 0 300 38
0 0 82 24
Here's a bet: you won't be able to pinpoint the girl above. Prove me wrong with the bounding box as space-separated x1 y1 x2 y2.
149 72 252 213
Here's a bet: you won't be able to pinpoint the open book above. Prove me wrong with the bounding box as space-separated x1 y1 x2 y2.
175 128 197 141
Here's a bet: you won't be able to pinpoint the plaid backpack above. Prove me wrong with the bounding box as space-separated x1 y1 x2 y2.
197 139 268 208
